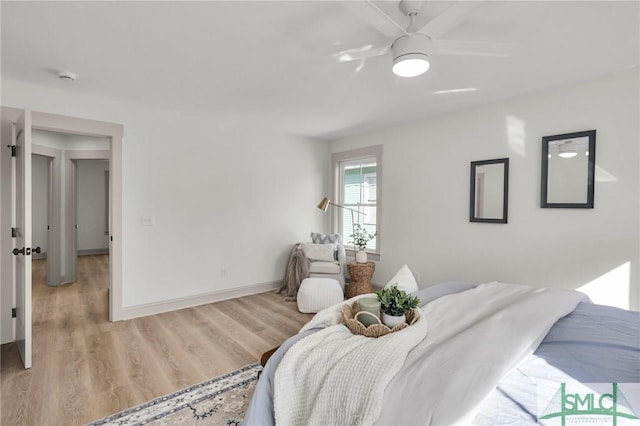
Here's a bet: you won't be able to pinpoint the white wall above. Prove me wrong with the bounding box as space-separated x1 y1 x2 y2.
76 159 109 252
31 154 49 254
1 79 329 342
330 68 640 310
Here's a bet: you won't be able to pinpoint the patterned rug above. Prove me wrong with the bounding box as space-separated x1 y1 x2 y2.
88 363 261 426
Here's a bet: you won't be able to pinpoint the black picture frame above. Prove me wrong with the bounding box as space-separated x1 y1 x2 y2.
470 158 509 224
541 130 596 208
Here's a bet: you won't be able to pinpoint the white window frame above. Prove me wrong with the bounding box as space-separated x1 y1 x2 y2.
332 145 382 260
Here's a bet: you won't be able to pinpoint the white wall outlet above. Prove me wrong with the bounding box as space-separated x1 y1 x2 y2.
220 269 228 279
141 215 155 226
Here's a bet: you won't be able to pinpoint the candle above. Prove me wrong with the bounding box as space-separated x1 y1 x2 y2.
358 297 381 318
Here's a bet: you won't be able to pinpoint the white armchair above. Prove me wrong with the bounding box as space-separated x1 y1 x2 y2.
307 242 346 290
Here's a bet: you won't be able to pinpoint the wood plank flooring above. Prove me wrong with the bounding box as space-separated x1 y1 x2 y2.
1 255 312 425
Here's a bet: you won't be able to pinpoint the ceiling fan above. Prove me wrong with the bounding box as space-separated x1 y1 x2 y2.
336 0 514 77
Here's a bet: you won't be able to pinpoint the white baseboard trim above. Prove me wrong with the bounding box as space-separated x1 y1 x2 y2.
119 280 280 321
33 249 107 260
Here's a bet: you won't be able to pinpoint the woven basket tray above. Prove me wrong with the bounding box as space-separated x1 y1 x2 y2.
341 301 419 338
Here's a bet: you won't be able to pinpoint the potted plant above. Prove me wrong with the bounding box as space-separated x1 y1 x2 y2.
375 285 420 327
350 223 376 263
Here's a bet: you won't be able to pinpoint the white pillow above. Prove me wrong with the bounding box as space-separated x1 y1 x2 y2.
301 243 336 262
384 264 419 293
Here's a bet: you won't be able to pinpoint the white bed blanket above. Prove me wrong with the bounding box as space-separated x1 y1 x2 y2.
274 295 429 426
274 282 587 426
375 281 588 426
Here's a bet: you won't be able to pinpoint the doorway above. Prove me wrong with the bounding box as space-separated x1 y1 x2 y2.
31 153 54 285
74 159 110 258
1 107 123 369
65 148 110 284
27 110 123 324
31 130 110 286
31 143 62 287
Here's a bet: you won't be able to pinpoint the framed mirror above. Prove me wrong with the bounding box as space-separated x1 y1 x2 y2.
470 158 509 224
541 130 596 208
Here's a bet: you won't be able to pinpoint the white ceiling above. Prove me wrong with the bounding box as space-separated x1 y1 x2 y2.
2 1 638 140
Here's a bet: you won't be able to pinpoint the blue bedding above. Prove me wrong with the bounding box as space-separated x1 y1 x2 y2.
474 302 640 425
245 284 640 425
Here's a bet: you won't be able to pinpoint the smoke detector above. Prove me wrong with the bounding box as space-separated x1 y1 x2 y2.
57 71 77 81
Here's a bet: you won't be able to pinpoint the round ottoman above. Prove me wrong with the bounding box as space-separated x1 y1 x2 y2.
297 278 343 313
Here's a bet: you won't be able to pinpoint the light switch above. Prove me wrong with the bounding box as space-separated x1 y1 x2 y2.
141 215 155 226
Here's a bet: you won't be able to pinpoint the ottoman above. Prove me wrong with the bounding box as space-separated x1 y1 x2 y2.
297 278 343 313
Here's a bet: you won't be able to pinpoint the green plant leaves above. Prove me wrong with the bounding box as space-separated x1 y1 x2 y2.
349 223 377 250
375 284 420 316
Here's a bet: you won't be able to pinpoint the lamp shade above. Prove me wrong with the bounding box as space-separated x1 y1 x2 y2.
391 34 431 78
317 197 330 211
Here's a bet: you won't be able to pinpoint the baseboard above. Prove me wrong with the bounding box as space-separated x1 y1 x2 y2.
78 248 109 256
32 249 107 260
119 281 280 321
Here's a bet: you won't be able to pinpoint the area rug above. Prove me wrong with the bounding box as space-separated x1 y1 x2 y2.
88 363 262 426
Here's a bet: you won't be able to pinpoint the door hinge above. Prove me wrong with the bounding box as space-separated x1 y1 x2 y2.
7 145 16 157
12 308 17 318
11 227 17 238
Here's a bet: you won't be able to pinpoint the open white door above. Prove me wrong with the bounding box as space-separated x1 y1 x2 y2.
14 109 32 369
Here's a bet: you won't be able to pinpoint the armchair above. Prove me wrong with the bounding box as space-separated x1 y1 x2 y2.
308 242 346 290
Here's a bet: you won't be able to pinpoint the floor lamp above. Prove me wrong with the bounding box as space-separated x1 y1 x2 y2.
317 197 365 255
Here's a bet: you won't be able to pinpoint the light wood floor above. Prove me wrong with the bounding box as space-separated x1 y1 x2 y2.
1 255 312 425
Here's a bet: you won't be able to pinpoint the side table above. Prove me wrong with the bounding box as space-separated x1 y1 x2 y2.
346 261 375 298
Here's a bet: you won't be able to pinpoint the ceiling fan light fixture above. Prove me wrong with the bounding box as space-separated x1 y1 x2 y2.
393 55 430 77
391 34 431 78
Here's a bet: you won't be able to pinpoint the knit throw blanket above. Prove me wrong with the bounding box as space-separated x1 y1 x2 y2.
276 243 309 301
273 296 429 426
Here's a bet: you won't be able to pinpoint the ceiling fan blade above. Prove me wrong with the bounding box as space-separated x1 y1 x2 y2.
333 45 390 63
338 1 406 38
417 1 483 39
430 39 516 58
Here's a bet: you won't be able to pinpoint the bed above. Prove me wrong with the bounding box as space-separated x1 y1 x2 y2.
245 282 640 425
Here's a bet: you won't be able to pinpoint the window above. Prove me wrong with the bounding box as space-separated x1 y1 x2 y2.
332 146 382 255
